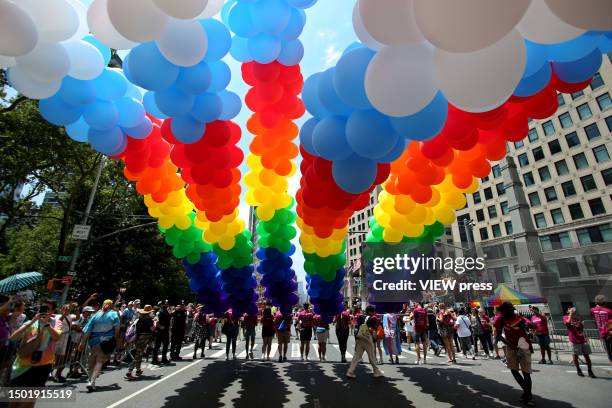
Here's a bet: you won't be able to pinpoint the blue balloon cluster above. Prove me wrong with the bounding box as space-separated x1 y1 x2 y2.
184 252 228 317
300 44 448 194
227 0 316 65
306 268 345 323
515 31 612 97
123 19 241 144
219 265 259 316
256 247 299 315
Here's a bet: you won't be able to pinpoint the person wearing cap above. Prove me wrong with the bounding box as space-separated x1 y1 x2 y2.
125 305 156 379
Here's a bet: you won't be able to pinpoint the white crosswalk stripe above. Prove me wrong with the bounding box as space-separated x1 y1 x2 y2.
269 343 279 358
291 343 301 358
332 345 352 359
237 344 256 358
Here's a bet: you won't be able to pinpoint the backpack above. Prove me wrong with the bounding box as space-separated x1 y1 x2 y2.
125 318 139 343
356 316 374 344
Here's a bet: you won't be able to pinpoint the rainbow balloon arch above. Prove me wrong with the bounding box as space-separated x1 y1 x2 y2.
1 0 611 321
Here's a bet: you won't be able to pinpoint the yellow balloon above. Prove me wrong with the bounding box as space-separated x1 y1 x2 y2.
256 205 274 221
383 227 403 243
219 236 236 251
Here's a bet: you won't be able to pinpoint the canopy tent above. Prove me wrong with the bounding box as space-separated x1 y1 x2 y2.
482 284 546 307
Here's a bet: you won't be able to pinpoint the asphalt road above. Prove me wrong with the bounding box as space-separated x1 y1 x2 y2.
36 331 611 408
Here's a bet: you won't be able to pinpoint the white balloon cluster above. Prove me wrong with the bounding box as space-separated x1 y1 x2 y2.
354 0 612 115
0 0 102 99
88 0 224 66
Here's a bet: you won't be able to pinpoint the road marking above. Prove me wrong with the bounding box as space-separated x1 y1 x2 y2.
211 349 227 358
269 343 279 358
107 358 203 408
291 343 300 358
238 344 256 358
332 345 352 358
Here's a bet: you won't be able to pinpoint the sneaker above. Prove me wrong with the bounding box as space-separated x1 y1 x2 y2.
472 356 476 360
279 356 283 362
415 359 421 365
322 356 326 362
86 381 96 392
539 359 546 364
341 356 347 363
373 371 384 378
283 356 287 361
125 372 134 380
548 360 553 365
249 352 254 359
588 371 596 378
135 369 143 377
577 370 584 377
347 371 356 379
422 358 425 365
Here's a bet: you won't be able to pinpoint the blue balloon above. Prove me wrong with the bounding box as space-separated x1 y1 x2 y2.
221 0 237 26
287 0 317 8
171 115 206 144
522 40 549 78
143 91 168 119
312 116 352 161
598 32 612 53
230 36 254 62
228 2 259 38
191 93 222 122
248 34 282 64
176 61 212 94
218 91 242 120
302 73 330 118
281 8 305 40
155 86 195 116
83 35 111 66
88 127 126 155
389 91 448 141
207 61 231 93
83 100 119 130
65 117 90 142
125 83 142 102
514 62 552 97
39 94 82 126
115 97 145 128
59 76 96 106
547 32 602 63
346 109 397 160
317 68 352 116
333 47 375 110
278 39 304 65
553 48 602 83
93 69 127 101
201 19 232 61
378 135 407 164
125 42 179 91
299 117 318 155
124 117 153 139
251 0 291 35
332 154 377 194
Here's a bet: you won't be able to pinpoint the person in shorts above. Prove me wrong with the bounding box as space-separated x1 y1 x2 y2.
411 303 428 364
275 311 292 362
314 314 329 361
297 303 314 361
564 307 595 378
242 312 257 360
590 295 612 362
529 306 552 364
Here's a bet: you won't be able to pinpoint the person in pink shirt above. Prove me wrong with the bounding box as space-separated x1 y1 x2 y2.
590 295 612 362
529 306 552 364
297 303 314 361
563 307 595 378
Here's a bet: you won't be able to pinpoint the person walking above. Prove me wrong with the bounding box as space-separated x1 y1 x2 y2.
223 309 239 360
52 303 72 383
412 303 428 364
297 303 314 361
243 312 258 360
470 308 489 358
590 295 612 362
347 305 383 379
529 306 552 364
192 306 207 360
170 304 187 361
402 308 415 352
564 307 596 378
382 312 400 364
437 305 456 364
314 314 329 362
426 305 441 357
152 301 170 365
260 308 276 361
274 310 292 362
334 309 351 363
125 305 156 379
456 308 475 360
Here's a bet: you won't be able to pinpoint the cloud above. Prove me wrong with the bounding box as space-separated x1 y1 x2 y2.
324 45 341 67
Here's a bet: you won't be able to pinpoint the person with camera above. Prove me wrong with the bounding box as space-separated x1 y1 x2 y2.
564 306 596 378
80 299 120 391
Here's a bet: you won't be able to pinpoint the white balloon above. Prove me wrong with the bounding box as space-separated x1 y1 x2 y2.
413 0 531 53
0 55 16 68
7 66 61 100
0 0 38 57
19 0 79 43
197 0 224 18
63 40 105 80
87 0 137 50
358 0 423 46
518 0 585 44
156 18 207 67
544 0 612 31
434 29 526 113
16 42 70 83
107 0 169 43
352 2 383 51
66 0 90 41
365 42 438 117
153 0 208 19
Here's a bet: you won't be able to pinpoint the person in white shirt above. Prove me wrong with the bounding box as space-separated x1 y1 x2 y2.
455 308 476 360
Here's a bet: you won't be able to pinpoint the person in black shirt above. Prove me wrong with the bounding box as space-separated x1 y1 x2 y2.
170 304 187 360
152 302 171 365
426 306 441 356
125 305 155 379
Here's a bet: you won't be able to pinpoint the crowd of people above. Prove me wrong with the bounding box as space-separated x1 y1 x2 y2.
0 292 610 407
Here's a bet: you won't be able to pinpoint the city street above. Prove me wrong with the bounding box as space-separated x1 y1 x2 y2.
38 332 611 408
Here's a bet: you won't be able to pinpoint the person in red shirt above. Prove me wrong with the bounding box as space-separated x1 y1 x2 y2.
242 312 258 360
564 307 595 378
436 304 456 364
297 303 314 361
529 306 552 364
411 303 429 364
334 309 351 362
590 295 612 362
274 311 292 362
314 314 330 361
495 302 535 407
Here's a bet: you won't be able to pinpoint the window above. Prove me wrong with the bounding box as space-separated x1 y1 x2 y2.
505 221 513 235
596 93 611 111
534 213 547 228
492 164 501 178
514 140 524 149
607 116 612 132
532 147 544 161
547 139 561 155
496 182 505 196
542 120 555 136
577 223 612 245
557 93 566 106
479 227 489 241
569 203 584 220
571 91 584 100
500 201 509 214
590 73 604 90
544 258 580 278
565 131 580 148
518 153 529 167
492 224 502 238
472 191 481 204
544 186 558 202
551 208 565 224
585 253 612 276
488 205 497 218
581 174 597 191
484 187 493 200
527 128 539 142
584 123 601 140
561 180 576 197
573 152 589 170
523 172 535 186
476 209 484 221
602 168 612 186
555 160 569 176
593 145 610 163
558 112 573 128
540 232 573 251
589 198 605 216
528 192 541 206
538 166 551 182
482 176 489 183
577 103 593 120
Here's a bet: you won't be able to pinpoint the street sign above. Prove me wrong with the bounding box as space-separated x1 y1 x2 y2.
71 224 91 241
57 255 72 262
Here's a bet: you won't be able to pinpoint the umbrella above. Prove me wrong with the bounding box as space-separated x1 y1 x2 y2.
0 272 43 294
483 284 546 307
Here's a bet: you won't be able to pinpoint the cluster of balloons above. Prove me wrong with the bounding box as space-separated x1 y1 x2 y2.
184 252 228 316
305 267 345 323
256 247 299 315
124 19 241 144
256 203 297 253
220 264 259 316
226 0 316 65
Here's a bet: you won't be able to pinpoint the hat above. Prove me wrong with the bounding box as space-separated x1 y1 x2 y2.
127 301 133 305
138 305 153 314
103 299 113 306
134 299 141 304
82 306 95 312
